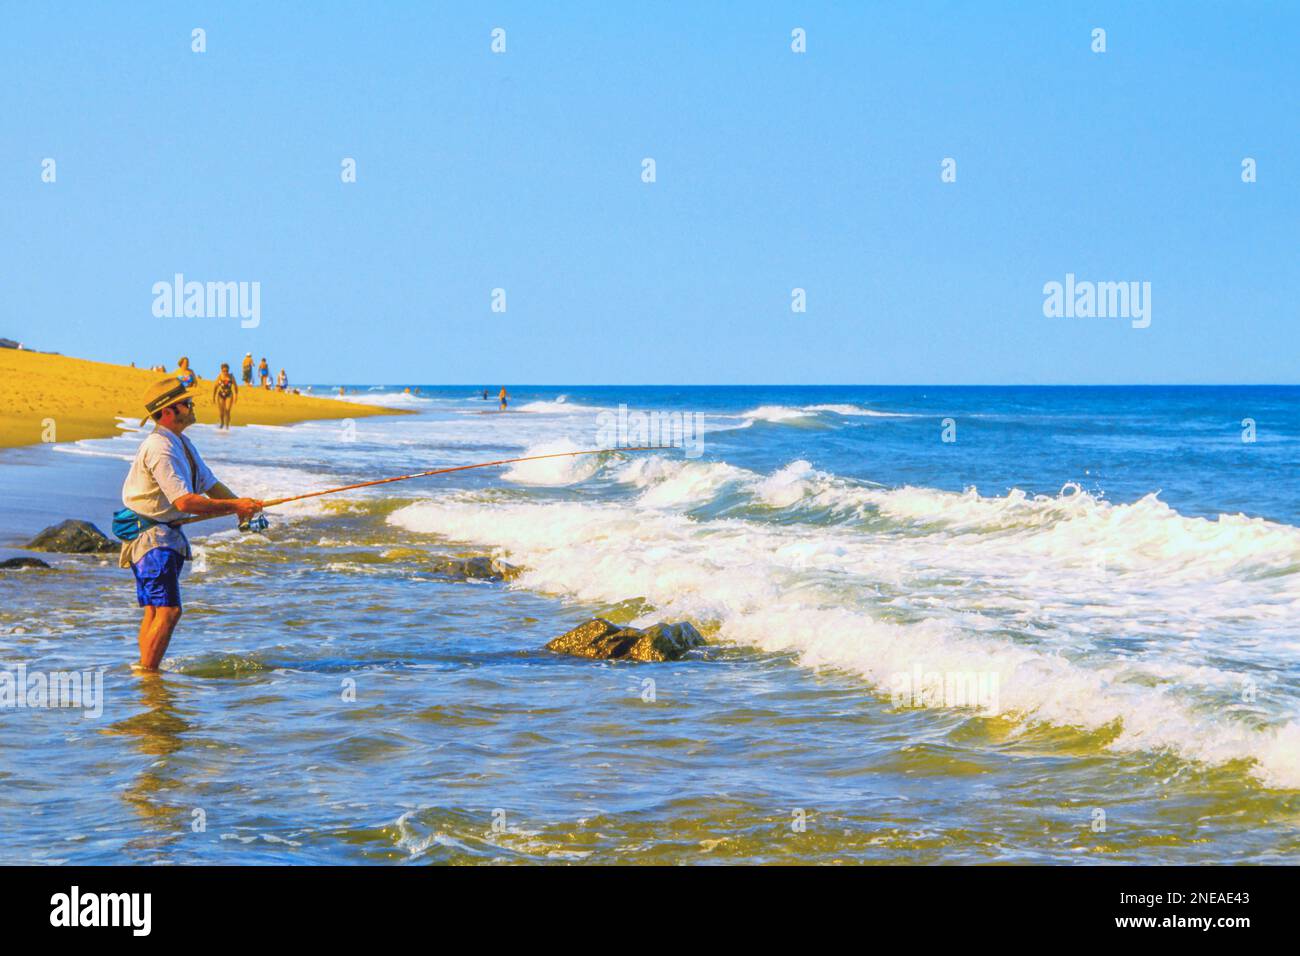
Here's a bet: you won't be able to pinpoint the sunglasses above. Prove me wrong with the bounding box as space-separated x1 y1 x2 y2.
171 399 195 411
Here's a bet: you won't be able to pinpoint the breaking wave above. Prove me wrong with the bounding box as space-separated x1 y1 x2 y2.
389 455 1300 788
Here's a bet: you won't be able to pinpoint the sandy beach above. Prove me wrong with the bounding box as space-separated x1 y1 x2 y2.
0 347 406 448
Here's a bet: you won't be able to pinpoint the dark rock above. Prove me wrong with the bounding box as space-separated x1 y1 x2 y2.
429 555 522 582
545 618 627 656
545 618 705 662
636 622 707 659
0 557 52 570
25 519 117 554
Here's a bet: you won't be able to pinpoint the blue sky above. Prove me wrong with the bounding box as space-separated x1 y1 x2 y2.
2 2 1296 384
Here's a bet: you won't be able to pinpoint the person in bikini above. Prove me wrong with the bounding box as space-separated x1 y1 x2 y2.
174 356 198 389
212 362 238 430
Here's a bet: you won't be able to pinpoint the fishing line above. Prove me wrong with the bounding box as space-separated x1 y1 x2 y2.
176 446 659 529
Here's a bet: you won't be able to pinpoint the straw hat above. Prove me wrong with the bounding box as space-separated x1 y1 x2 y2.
140 377 195 424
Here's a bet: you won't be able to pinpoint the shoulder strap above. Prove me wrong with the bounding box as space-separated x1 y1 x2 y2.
178 435 200 491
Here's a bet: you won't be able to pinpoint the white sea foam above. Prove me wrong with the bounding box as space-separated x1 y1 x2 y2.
215 463 340 518
500 439 606 486
753 460 823 508
388 463 1300 789
615 455 1300 583
50 442 135 462
329 390 435 408
740 405 818 424
514 399 606 415
616 455 749 508
803 403 912 418
738 404 911 424
615 454 872 515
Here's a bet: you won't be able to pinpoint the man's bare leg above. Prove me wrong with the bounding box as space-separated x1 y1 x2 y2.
136 606 156 649
138 606 182 671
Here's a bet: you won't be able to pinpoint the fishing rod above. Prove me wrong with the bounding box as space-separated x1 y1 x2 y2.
174 446 660 529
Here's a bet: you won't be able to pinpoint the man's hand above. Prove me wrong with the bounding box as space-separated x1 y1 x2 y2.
205 482 262 521
232 498 264 523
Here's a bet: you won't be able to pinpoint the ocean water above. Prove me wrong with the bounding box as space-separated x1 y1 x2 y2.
2 385 1299 864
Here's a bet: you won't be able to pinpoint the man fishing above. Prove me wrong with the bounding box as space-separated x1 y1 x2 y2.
119 378 263 672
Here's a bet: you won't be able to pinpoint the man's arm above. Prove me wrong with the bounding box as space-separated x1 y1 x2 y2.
206 481 237 500
171 493 262 521
174 483 261 521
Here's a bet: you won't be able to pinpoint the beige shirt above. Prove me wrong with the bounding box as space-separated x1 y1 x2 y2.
118 427 218 567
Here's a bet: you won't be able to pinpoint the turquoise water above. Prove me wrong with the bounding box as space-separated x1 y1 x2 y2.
2 386 1299 863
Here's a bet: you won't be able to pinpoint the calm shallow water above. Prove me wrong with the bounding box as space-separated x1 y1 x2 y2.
2 386 1299 863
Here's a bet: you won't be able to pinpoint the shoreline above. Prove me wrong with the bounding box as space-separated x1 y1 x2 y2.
0 348 411 449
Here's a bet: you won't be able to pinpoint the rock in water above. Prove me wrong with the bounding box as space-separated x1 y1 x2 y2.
25 520 117 554
429 555 522 582
545 618 629 657
545 618 705 662
0 557 52 570
635 622 707 661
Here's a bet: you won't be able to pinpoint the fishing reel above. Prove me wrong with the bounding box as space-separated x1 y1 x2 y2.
238 513 270 534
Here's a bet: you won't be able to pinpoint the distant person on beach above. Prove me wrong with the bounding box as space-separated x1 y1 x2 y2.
276 369 287 391
241 352 254 385
483 388 489 400
212 362 238 430
259 357 270 388
120 377 262 671
174 357 197 389
499 387 508 411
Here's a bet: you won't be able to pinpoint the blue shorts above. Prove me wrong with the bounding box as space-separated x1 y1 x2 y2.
131 548 185 608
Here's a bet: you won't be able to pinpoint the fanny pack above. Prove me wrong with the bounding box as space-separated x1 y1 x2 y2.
112 508 164 542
